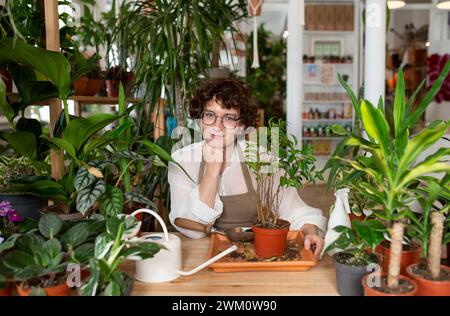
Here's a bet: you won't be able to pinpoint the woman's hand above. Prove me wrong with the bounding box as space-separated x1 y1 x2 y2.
302 224 324 259
202 142 225 177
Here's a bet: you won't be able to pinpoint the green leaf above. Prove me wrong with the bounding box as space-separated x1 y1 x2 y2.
1 131 37 160
393 68 406 137
38 213 63 239
72 243 94 264
64 113 118 151
407 60 450 129
338 74 362 120
94 234 114 259
360 100 390 157
41 135 79 163
0 234 20 255
3 250 35 270
399 162 450 189
0 38 72 99
74 167 97 192
0 77 14 126
61 222 91 249
76 180 107 215
99 185 124 216
353 220 385 250
124 191 157 209
103 281 121 296
42 238 62 260
80 258 99 296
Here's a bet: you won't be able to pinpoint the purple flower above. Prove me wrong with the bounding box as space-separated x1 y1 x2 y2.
0 201 15 217
8 212 23 223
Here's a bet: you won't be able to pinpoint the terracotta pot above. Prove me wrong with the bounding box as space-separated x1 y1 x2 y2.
407 264 450 296
361 273 418 296
252 219 290 258
0 284 11 296
73 77 88 95
17 282 72 296
0 68 13 92
379 241 421 275
106 79 120 97
84 78 104 96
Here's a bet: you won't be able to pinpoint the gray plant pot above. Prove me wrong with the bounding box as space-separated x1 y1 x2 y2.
0 193 47 220
122 274 135 296
333 252 377 296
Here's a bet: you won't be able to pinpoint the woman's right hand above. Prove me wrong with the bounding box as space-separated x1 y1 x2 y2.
202 142 224 177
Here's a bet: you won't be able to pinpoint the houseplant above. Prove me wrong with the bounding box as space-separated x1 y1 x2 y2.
120 0 246 128
330 63 450 295
245 118 322 258
80 214 162 296
324 219 384 296
405 180 450 295
0 212 101 296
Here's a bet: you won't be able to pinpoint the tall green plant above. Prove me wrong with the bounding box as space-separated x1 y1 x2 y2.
328 61 450 289
120 0 247 128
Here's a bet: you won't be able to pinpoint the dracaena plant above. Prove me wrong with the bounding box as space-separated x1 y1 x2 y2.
245 118 323 228
328 61 450 289
324 219 385 265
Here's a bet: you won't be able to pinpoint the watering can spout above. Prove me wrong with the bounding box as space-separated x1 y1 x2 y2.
175 245 237 276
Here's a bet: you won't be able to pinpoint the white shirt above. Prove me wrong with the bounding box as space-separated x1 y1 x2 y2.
168 140 327 239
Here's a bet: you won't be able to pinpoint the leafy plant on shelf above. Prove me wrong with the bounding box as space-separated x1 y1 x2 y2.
324 219 385 265
80 214 162 296
245 118 323 228
326 61 450 289
0 213 103 295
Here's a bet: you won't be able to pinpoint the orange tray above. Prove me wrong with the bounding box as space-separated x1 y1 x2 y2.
206 230 318 272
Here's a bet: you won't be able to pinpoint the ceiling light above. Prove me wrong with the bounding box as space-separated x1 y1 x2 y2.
437 0 450 9
387 1 406 9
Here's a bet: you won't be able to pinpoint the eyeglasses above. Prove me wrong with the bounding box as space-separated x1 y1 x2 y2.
201 111 240 129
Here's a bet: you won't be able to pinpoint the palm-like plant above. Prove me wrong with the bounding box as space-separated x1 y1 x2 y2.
328 61 450 289
119 0 247 128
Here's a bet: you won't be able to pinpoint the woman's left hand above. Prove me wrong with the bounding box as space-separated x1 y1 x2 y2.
302 224 324 259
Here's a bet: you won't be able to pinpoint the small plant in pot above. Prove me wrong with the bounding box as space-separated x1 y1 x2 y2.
0 212 101 296
80 214 162 296
405 180 450 295
324 219 384 296
245 118 322 258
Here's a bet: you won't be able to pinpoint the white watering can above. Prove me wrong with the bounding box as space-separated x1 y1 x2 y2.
127 209 237 283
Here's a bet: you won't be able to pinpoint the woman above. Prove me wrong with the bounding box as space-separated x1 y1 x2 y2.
168 78 326 257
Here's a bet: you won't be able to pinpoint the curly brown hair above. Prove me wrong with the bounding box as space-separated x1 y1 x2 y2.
189 78 258 128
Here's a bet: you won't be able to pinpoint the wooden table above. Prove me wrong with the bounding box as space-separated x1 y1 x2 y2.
121 233 339 296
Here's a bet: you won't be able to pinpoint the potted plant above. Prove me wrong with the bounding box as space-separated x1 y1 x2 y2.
245 118 322 258
330 63 450 295
324 219 384 296
80 214 162 296
405 180 450 295
0 212 101 296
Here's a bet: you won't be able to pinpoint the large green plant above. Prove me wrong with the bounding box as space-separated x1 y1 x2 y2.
120 0 247 127
327 61 450 288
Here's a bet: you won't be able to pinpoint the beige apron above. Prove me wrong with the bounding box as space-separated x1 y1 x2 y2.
198 146 258 230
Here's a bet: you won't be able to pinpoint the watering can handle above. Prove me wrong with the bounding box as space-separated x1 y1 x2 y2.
131 208 170 242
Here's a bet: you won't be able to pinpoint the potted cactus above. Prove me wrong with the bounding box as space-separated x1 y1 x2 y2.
245 118 322 258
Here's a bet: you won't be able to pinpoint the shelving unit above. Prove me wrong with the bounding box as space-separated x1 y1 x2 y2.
302 0 361 172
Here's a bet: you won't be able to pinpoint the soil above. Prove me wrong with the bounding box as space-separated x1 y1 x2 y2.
409 263 450 282
381 240 418 251
371 275 415 294
218 240 302 262
335 252 378 266
253 220 290 230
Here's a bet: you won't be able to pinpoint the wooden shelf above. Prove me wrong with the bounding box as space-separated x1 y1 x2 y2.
6 93 143 105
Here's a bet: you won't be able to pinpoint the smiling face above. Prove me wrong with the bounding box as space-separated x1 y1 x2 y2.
202 98 243 149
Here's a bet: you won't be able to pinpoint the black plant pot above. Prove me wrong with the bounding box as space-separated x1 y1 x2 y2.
333 252 378 296
0 193 47 220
